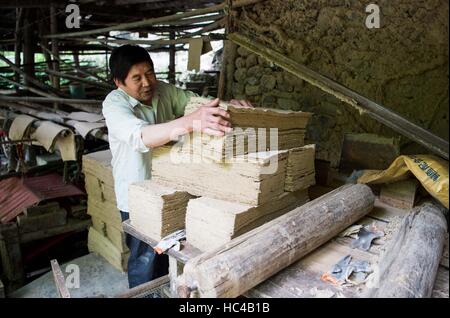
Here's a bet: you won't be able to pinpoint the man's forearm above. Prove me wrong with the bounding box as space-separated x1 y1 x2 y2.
141 116 192 149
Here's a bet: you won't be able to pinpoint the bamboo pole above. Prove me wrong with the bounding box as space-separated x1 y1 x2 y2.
0 95 101 105
43 0 266 39
40 43 109 84
228 32 449 160
0 54 63 97
14 8 23 91
44 69 114 90
50 5 60 92
0 75 55 98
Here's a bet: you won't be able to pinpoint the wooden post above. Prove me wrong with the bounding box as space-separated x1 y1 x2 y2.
177 184 375 298
50 5 60 110
14 8 23 92
0 223 24 290
168 31 176 84
23 9 35 88
169 256 184 298
73 50 80 69
365 201 447 298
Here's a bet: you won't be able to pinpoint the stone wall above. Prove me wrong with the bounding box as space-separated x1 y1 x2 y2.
229 0 449 167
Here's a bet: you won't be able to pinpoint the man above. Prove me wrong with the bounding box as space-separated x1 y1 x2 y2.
103 45 251 288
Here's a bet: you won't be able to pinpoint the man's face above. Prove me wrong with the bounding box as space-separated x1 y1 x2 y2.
115 61 157 104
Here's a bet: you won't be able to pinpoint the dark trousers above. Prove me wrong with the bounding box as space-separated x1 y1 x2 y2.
120 211 168 288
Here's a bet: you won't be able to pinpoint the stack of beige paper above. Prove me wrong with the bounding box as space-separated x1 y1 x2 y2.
82 150 129 272
285 144 316 192
151 145 289 206
128 181 194 241
181 97 312 162
127 99 316 252
186 190 309 252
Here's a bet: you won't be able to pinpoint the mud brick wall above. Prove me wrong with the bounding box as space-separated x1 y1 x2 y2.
229 0 449 166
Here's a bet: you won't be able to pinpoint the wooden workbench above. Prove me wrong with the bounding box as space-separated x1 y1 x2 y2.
122 197 449 298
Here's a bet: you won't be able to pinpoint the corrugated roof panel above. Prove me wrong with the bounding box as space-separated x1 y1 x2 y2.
0 173 85 224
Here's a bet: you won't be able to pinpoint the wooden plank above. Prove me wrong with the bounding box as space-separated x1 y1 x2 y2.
368 198 408 222
339 133 400 171
17 208 67 233
178 184 375 298
50 259 71 298
116 274 170 298
19 217 91 243
23 201 60 217
122 219 201 264
379 179 419 210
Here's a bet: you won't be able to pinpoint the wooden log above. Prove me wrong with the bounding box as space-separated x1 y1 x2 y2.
177 184 375 298
227 33 449 160
365 201 447 298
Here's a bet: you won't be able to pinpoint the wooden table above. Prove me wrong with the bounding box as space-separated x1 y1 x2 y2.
122 199 449 298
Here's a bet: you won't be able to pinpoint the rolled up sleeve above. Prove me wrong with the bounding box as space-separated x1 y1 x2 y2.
102 92 150 153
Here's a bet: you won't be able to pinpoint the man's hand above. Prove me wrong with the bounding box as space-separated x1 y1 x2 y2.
186 98 232 136
229 99 254 108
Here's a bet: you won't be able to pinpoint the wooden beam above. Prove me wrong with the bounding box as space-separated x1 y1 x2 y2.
43 0 266 39
177 184 375 298
228 33 449 160
50 259 71 298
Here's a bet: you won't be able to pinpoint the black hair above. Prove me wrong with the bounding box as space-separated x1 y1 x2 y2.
109 45 154 85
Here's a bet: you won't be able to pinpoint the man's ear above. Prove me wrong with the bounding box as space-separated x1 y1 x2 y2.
113 78 125 88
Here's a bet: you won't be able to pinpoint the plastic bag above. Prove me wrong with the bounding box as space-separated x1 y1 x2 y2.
357 155 448 208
